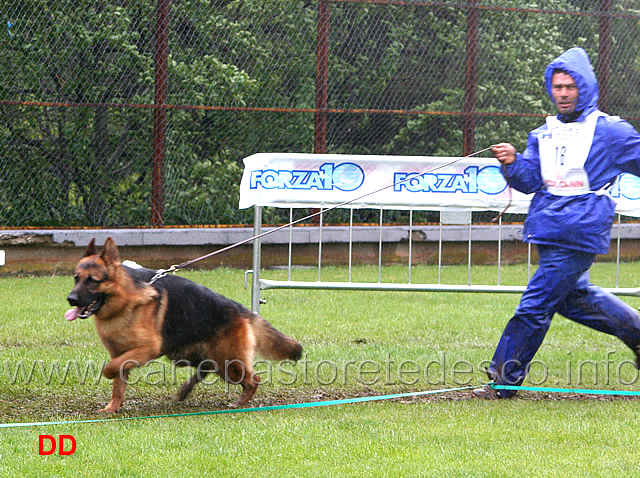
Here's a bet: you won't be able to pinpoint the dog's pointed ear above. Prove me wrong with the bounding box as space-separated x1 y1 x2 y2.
100 237 121 266
84 238 98 257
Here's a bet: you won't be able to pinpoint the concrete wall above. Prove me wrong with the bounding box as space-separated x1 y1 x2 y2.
2 224 640 275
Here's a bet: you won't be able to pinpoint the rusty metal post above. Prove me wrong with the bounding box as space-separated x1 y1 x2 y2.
152 0 170 227
597 0 612 113
312 0 331 224
314 0 330 155
463 0 479 156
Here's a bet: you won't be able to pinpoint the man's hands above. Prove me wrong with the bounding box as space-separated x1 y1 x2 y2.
491 143 516 165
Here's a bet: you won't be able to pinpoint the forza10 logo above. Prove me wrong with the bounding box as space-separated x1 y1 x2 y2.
250 162 365 192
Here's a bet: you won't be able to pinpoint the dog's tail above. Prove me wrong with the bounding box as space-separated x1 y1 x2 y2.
250 314 303 361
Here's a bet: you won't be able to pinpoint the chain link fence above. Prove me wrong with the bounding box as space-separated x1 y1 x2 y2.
1 0 639 227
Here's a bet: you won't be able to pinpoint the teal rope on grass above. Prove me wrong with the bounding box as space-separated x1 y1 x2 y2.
5 383 639 429
0 384 480 429
492 383 640 396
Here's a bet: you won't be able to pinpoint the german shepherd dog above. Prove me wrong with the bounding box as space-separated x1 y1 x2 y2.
65 237 302 413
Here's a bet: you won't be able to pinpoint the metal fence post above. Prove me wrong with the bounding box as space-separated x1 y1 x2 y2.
152 0 170 227
597 0 612 113
463 0 479 156
251 205 263 313
314 0 330 155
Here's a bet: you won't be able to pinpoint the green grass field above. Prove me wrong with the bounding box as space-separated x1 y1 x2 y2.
2 263 640 476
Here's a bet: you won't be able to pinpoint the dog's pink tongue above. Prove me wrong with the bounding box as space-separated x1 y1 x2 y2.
64 308 81 321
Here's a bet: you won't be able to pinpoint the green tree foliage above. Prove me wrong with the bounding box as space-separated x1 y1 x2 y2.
0 1 636 226
0 0 316 226
0 0 156 225
376 4 594 156
162 0 317 225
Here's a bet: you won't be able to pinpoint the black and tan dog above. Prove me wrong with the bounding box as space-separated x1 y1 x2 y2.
65 237 302 413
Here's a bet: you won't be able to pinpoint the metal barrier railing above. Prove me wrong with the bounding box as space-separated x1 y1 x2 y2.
248 207 640 313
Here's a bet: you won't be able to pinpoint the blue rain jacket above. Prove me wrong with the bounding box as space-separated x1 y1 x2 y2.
504 47 640 254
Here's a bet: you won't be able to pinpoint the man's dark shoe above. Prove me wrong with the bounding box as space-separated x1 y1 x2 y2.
472 385 501 400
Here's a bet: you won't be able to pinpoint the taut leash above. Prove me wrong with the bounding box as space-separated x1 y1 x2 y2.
150 146 497 283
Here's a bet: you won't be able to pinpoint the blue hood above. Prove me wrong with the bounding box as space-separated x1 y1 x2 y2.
544 47 599 121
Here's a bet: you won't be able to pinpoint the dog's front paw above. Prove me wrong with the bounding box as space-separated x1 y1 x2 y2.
97 402 121 413
98 396 123 413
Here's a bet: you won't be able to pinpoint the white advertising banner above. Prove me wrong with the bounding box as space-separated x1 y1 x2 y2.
239 153 640 217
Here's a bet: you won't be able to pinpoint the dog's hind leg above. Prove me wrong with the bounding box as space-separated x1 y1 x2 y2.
231 372 260 409
207 318 260 408
221 358 260 408
177 367 213 402
98 372 128 413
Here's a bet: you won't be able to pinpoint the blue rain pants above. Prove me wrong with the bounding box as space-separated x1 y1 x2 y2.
488 244 640 397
